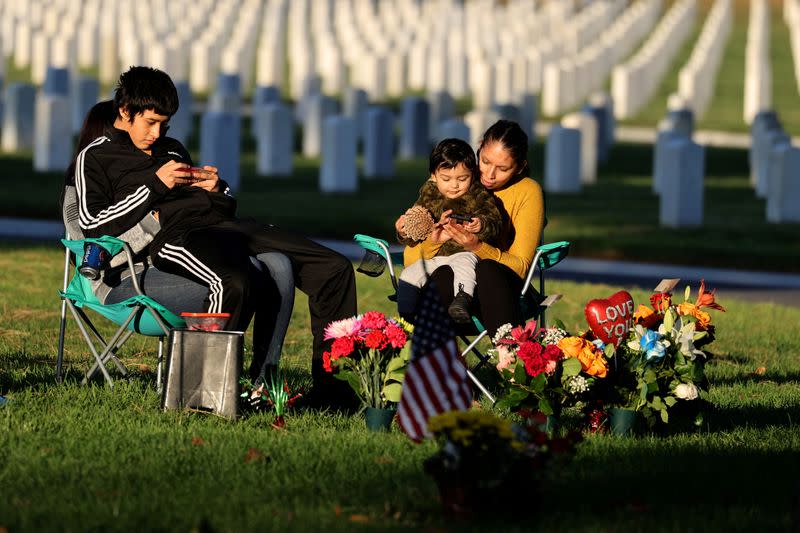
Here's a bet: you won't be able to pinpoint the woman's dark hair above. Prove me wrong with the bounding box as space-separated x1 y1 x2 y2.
64 100 116 187
477 120 529 177
114 65 179 122
429 138 478 178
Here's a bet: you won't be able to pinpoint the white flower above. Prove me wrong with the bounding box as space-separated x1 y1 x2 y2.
541 327 568 346
492 323 514 344
566 375 589 394
674 383 699 400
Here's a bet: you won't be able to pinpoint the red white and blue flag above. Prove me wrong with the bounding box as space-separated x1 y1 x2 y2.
397 282 473 441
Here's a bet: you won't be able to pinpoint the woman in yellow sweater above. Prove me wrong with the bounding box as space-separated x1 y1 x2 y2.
413 120 545 336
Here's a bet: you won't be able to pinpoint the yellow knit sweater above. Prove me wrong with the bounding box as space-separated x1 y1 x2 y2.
403 177 545 279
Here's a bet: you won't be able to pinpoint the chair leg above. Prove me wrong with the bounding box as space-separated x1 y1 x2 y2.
157 336 164 395
56 299 68 383
466 369 495 403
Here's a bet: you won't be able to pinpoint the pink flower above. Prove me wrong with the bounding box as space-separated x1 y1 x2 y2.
324 317 363 340
544 359 557 375
360 311 388 330
498 320 541 346
495 345 516 371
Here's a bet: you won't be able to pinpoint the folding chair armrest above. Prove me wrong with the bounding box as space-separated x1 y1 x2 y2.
521 241 571 296
62 236 145 296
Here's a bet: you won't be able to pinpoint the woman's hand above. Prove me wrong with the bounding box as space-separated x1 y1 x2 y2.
395 214 407 238
190 165 220 192
442 221 481 251
428 210 453 244
156 160 193 189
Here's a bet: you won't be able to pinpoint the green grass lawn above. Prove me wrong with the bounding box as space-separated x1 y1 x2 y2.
1 244 799 531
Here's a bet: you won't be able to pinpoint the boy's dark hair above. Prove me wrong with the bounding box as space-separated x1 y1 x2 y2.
477 120 529 177
114 66 179 121
429 138 478 177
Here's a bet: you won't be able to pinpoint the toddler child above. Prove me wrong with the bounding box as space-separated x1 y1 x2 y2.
395 138 502 323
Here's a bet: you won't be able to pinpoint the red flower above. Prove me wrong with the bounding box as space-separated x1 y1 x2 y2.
385 323 407 349
323 351 333 372
364 330 388 350
517 341 548 377
361 311 388 330
543 344 563 362
650 292 672 313
331 336 355 359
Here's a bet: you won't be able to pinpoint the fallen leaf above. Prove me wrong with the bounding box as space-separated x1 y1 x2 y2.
373 455 394 465
244 447 264 463
349 514 370 524
755 367 766 375
333 505 342 517
136 364 152 374
191 436 205 446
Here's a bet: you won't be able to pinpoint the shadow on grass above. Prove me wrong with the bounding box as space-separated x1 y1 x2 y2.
710 371 800 387
705 404 800 432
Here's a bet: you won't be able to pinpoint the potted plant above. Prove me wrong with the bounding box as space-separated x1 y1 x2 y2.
491 320 609 430
606 280 725 432
322 312 413 431
424 409 581 516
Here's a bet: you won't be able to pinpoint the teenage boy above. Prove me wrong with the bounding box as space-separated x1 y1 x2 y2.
77 66 358 406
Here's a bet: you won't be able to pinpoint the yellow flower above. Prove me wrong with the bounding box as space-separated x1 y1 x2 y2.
557 336 585 359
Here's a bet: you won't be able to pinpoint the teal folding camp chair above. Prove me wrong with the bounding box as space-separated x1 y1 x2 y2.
353 234 570 402
56 235 185 388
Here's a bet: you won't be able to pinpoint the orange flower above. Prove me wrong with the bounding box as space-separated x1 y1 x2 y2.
557 337 585 359
557 337 608 378
634 304 661 329
677 302 712 331
695 279 726 312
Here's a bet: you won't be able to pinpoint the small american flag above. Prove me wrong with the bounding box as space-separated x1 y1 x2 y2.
397 281 473 441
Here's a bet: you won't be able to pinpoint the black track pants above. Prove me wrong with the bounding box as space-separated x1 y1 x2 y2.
153 219 358 385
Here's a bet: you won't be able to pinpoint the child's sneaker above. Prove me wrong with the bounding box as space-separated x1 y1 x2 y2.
448 289 473 324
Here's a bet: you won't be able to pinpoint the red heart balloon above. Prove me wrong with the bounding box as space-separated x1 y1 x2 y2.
584 291 635 347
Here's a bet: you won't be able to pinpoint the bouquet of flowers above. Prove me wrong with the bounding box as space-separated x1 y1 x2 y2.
322 311 413 409
490 320 609 415
424 409 581 516
611 280 725 427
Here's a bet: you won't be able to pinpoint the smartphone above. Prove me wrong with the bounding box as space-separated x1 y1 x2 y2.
448 213 472 222
185 166 206 180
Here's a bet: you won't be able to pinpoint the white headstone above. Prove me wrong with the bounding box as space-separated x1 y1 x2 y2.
398 97 430 160
170 81 193 146
437 118 471 145
1 83 37 152
659 138 705 228
749 111 780 189
43 67 70 97
766 144 800 223
302 94 338 158
427 91 455 142
544 125 582 193
210 73 241 114
757 129 790 199
343 87 369 142
363 107 395 180
98 32 118 85
652 129 686 195
200 111 241 193
33 93 72 171
255 102 294 178
71 77 100 134
561 110 598 185
320 115 358 193
464 109 501 148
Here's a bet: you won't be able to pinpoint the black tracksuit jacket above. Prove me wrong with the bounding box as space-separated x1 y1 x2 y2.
75 127 236 254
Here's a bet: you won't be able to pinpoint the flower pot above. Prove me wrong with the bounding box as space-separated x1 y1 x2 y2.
609 407 638 436
364 407 396 432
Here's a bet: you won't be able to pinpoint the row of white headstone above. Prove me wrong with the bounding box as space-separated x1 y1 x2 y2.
541 0 661 116
612 0 697 119
786 0 800 94
677 0 732 120
743 0 772 125
4 0 732 122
